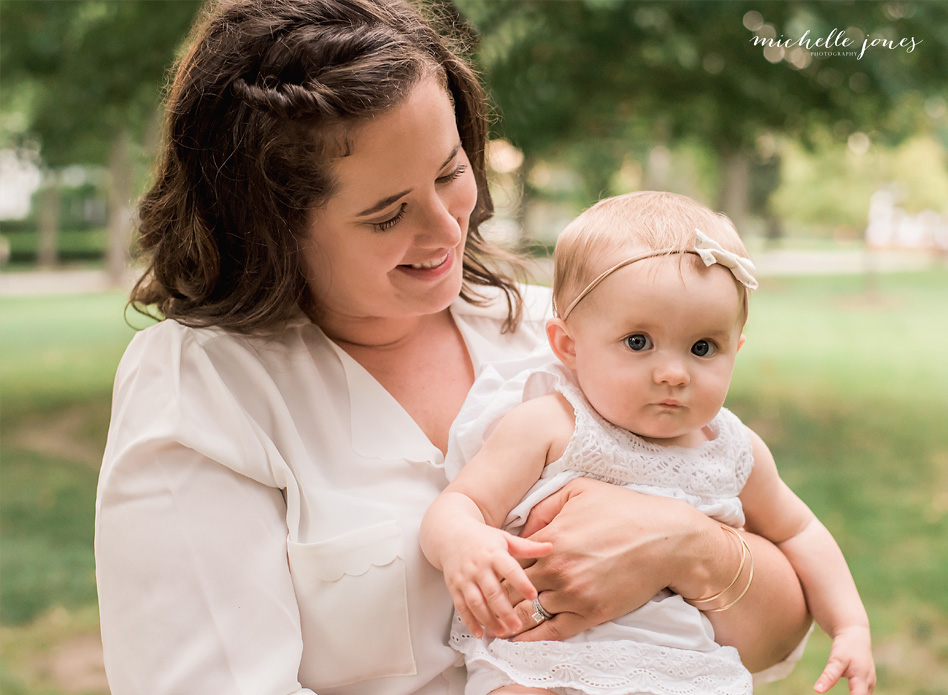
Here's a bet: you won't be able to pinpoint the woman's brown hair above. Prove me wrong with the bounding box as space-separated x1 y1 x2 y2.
131 0 524 332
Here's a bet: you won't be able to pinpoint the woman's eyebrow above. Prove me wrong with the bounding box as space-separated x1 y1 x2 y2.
356 189 411 218
354 143 462 218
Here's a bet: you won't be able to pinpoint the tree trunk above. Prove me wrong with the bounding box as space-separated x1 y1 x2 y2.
37 178 61 268
106 129 133 286
718 149 751 231
515 154 531 243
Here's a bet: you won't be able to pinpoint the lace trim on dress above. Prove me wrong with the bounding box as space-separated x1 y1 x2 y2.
556 382 754 500
451 617 752 695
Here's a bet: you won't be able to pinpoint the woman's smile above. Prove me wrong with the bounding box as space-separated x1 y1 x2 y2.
398 250 454 274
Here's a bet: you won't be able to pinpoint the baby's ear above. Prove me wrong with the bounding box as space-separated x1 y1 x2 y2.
546 318 578 370
737 334 746 352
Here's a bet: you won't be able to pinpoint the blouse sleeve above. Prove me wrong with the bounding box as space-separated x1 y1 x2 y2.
95 323 314 695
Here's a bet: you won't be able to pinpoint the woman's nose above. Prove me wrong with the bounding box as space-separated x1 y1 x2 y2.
417 192 465 247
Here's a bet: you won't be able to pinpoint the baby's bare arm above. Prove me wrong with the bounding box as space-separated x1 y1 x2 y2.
447 393 575 526
420 394 573 636
740 428 875 694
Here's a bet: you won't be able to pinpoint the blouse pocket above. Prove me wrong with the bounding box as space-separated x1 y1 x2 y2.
286 521 416 689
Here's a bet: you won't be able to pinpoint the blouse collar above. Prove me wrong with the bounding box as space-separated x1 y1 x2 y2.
314 297 508 466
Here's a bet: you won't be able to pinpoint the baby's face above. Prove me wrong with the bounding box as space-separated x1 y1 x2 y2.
565 255 745 447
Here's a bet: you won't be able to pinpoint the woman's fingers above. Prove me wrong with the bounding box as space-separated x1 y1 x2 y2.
507 593 591 642
519 484 574 538
498 592 576 642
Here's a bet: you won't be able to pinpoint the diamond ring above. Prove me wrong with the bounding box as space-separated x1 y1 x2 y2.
531 596 554 624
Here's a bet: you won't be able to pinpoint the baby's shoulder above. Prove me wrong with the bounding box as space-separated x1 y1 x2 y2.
501 391 576 461
511 390 573 420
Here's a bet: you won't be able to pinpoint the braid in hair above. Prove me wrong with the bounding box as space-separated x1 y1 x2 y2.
131 0 525 333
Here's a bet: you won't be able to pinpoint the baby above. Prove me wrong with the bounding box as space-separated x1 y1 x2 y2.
421 191 875 695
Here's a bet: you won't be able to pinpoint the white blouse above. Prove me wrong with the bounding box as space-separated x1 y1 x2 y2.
94 285 552 695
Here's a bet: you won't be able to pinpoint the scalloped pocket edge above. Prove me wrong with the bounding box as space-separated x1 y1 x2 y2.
287 520 403 584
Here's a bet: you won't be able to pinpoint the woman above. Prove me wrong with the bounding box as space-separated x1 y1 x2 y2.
94 1 810 693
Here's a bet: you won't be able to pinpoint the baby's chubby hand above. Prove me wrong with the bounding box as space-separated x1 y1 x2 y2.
439 524 551 638
814 625 875 695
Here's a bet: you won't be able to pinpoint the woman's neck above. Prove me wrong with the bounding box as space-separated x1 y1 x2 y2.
317 307 474 454
314 309 445 351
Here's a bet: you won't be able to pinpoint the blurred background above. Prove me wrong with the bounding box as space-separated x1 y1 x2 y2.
1 1 946 693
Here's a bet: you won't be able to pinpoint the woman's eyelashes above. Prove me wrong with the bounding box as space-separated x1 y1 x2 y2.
372 203 407 231
436 163 467 183
370 164 468 232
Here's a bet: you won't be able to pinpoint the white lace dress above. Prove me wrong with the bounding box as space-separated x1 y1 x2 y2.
445 355 755 695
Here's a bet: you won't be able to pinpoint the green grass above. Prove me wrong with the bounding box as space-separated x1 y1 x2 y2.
0 271 946 693
0 291 139 692
731 271 948 694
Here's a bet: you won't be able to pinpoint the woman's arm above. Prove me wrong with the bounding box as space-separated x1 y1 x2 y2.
697 527 812 672
503 478 811 672
96 440 313 695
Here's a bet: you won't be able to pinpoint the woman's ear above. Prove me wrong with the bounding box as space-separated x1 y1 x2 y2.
546 318 578 370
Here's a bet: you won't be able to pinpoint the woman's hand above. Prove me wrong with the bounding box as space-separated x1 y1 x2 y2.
500 478 707 641
500 478 811 672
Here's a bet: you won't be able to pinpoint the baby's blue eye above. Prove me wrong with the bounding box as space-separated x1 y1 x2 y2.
692 340 715 357
625 334 653 351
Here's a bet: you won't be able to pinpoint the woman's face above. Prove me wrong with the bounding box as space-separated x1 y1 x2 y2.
302 77 478 332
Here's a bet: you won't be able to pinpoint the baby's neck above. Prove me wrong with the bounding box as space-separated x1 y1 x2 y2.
636 424 716 449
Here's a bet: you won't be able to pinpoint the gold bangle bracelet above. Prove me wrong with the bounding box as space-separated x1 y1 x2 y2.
706 538 755 612
689 525 746 605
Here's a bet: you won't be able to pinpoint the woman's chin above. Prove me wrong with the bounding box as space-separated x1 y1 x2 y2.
395 262 464 315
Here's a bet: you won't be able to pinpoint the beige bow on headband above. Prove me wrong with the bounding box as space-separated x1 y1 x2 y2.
693 229 758 291
555 228 758 320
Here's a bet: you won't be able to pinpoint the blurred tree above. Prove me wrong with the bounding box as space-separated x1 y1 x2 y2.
1 0 200 278
458 0 948 232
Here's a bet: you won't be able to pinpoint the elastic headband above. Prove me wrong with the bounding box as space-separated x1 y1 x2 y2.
554 229 758 320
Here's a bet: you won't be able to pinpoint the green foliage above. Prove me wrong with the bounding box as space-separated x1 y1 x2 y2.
772 135 948 229
1 0 201 165
459 0 948 198
3 228 108 266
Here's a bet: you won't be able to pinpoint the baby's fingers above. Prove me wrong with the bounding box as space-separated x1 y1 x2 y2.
462 582 506 637
814 657 845 694
847 676 875 695
449 588 484 638
479 570 521 633
505 533 553 560
496 553 539 602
